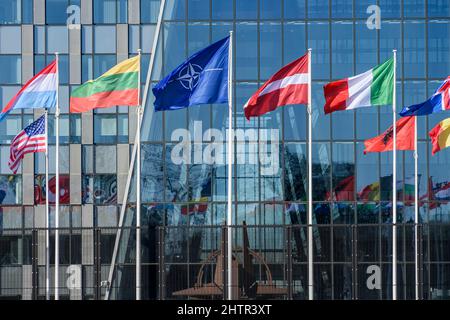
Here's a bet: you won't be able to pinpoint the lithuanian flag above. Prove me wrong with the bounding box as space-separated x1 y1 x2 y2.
70 56 140 113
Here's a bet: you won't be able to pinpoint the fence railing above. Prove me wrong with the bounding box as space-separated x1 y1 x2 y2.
0 223 449 300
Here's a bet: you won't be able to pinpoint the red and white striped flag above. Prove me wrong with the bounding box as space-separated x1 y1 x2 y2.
9 114 47 174
244 53 309 120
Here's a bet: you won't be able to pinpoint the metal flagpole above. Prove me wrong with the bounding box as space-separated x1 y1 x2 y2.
392 49 397 301
227 30 233 301
307 48 313 300
54 52 60 300
104 0 166 300
136 49 142 300
45 110 50 300
414 115 419 300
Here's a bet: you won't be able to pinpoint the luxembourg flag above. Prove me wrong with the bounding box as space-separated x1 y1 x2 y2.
0 60 57 122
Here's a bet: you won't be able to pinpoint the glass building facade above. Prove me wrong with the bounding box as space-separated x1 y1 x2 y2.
0 0 449 300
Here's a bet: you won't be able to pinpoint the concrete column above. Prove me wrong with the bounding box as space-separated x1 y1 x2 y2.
22 153 34 205
70 144 82 204
69 28 81 85
22 265 33 300
34 0 45 25
34 205 46 266
117 144 130 205
21 25 34 83
82 204 94 265
128 0 140 24
117 24 129 63
81 0 93 25
81 112 93 145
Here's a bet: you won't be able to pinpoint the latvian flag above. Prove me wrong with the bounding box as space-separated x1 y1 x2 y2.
244 53 309 120
323 58 394 114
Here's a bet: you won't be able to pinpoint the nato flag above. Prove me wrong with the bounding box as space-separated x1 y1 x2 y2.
153 36 229 111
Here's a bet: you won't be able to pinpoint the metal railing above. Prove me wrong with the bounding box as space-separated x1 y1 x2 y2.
0 223 449 300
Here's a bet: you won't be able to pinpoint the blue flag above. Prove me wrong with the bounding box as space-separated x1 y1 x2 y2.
153 36 229 111
399 77 450 117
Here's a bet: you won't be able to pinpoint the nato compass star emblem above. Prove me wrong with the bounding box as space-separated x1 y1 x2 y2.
177 63 203 90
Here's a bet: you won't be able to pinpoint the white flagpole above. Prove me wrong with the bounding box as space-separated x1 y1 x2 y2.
44 110 50 300
136 49 142 300
227 31 233 300
104 0 166 301
392 49 397 301
54 52 60 300
307 48 313 300
414 115 419 300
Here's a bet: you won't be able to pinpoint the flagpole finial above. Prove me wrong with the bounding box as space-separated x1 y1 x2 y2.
308 48 312 52
55 52 59 56
393 49 397 53
137 48 142 54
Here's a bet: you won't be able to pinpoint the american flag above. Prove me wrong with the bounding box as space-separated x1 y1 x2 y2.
8 114 47 174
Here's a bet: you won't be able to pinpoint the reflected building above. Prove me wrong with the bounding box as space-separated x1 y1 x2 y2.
0 0 449 300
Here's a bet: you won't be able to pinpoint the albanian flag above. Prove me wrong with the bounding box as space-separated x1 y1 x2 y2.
363 116 415 154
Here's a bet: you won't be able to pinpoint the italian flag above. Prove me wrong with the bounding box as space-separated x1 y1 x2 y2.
324 58 394 114
70 56 140 113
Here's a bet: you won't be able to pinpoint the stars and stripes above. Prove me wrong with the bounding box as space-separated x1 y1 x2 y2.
8 114 47 174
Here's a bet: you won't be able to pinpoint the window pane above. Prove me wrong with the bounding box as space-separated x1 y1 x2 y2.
428 21 450 79
94 26 116 54
212 0 232 19
308 22 330 80
236 0 257 20
331 21 353 79
95 145 116 174
355 21 377 74
82 26 93 54
188 0 209 20
332 143 355 201
47 26 69 54
260 22 281 80
141 0 160 23
236 22 257 80
284 0 305 19
404 21 425 78
260 0 281 19
0 175 21 204
164 0 185 20
0 26 21 53
308 0 329 19
94 0 117 24
94 55 116 78
46 0 69 24
0 0 21 24
404 0 425 17
331 0 352 18
0 55 21 84
94 114 117 144
22 0 33 23
428 0 449 17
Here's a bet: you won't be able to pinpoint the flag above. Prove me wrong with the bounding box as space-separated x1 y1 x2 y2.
244 53 308 120
327 175 355 201
323 58 394 114
8 115 47 174
400 76 450 116
429 118 450 155
70 56 140 112
153 36 230 111
0 60 57 122
363 116 415 154
181 197 209 215
34 175 70 205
